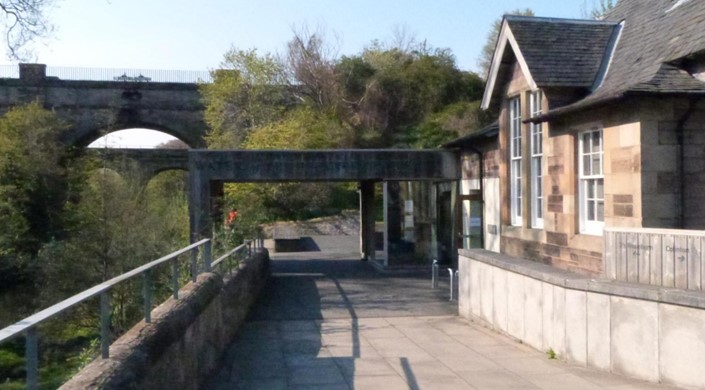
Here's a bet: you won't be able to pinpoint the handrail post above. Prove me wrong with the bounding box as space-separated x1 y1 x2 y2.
227 252 232 275
247 240 252 258
172 258 179 299
143 271 152 323
26 327 38 390
190 246 198 282
204 240 212 272
100 292 111 358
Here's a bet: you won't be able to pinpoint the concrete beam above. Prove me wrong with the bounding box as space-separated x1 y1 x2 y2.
188 149 459 182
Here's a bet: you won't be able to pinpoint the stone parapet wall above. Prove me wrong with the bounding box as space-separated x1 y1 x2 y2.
459 248 705 389
60 250 269 390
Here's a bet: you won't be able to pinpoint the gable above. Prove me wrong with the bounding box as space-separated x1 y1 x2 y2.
481 16 618 111
481 19 536 110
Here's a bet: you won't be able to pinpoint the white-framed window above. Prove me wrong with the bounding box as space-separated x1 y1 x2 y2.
509 96 522 226
579 128 604 235
530 90 543 229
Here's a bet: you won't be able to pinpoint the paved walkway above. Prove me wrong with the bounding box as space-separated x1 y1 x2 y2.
207 237 681 390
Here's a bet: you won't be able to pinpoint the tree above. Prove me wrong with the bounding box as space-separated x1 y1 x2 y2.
0 102 68 272
0 0 56 60
477 8 534 80
155 138 189 149
583 0 615 19
285 27 340 111
201 48 288 148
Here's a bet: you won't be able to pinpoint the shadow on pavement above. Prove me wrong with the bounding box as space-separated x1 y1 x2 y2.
205 247 455 389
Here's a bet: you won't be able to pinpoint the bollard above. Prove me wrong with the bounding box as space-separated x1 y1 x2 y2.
448 268 459 301
432 260 439 289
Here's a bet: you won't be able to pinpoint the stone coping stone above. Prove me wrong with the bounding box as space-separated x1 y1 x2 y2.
459 248 705 310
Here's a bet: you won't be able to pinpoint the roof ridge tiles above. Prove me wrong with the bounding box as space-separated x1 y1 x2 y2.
505 14 617 26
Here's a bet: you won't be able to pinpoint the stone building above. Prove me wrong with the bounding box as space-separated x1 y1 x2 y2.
446 0 705 275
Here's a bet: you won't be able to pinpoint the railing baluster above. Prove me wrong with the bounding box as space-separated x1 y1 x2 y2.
204 240 212 272
143 271 152 323
228 252 233 276
172 258 179 299
100 292 111 358
191 246 198 282
26 327 38 390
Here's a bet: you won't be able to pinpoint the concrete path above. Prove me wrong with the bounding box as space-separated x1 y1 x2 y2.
207 237 681 390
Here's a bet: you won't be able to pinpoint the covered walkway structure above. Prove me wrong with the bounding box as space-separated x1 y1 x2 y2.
205 236 678 390
188 149 459 264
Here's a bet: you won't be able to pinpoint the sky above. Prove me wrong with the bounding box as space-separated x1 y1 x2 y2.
4 0 597 147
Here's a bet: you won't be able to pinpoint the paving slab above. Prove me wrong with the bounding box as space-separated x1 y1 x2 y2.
205 238 683 389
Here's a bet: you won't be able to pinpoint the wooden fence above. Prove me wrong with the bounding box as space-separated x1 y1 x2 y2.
604 227 705 291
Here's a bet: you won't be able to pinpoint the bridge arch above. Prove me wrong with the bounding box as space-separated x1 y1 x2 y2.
89 126 189 149
0 64 209 149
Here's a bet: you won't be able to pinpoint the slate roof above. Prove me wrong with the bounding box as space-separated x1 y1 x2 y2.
506 16 617 88
540 0 705 119
442 121 499 148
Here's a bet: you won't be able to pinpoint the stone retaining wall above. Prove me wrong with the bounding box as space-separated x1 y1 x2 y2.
459 248 705 389
60 250 269 390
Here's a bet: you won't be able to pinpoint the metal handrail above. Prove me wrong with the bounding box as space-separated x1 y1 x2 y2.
0 237 261 390
212 241 249 276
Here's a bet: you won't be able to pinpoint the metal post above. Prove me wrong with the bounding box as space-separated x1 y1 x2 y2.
247 241 252 258
26 327 38 390
172 259 179 299
228 252 233 276
100 292 111 358
143 271 152 323
190 246 198 282
448 268 455 301
204 240 212 272
432 260 439 288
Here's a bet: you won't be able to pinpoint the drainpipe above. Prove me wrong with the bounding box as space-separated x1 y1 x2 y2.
466 145 485 247
675 97 701 228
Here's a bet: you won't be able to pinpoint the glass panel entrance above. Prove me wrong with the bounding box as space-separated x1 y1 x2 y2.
461 197 483 249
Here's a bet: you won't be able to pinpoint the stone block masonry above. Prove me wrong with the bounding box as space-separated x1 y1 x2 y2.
60 250 269 390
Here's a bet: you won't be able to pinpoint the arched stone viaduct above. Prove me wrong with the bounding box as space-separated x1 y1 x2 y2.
0 64 207 148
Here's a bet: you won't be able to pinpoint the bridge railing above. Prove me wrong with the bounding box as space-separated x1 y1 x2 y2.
0 64 213 83
0 237 265 390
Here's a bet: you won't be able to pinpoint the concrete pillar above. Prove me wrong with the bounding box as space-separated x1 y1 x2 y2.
383 182 389 267
188 166 212 242
210 180 224 226
359 180 376 261
19 63 46 85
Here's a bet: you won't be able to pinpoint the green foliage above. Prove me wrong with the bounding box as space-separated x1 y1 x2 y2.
546 347 557 359
0 348 24 379
409 101 491 148
201 48 288 148
0 102 70 289
478 8 535 80
244 106 350 150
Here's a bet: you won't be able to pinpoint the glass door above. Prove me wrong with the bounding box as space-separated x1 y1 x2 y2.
461 195 483 249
